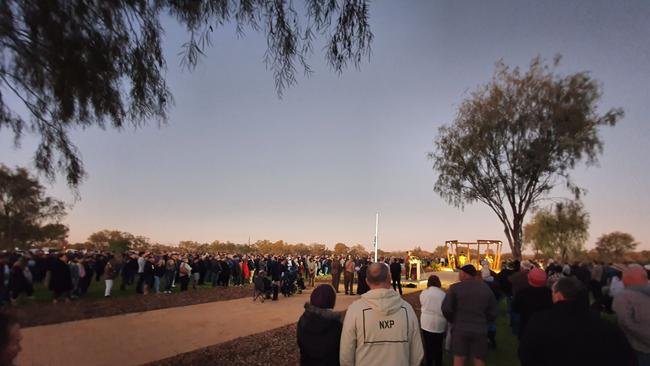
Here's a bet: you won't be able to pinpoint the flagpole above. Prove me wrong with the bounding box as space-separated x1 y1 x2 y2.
374 212 379 262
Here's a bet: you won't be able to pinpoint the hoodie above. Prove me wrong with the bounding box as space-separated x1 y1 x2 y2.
613 284 650 353
339 288 423 366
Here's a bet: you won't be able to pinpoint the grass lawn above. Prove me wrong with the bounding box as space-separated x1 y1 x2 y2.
22 275 232 304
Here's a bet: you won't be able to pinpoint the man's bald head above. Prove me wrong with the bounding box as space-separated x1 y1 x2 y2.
623 266 648 287
366 262 391 289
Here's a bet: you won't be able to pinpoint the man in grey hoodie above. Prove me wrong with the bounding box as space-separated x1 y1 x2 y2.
613 265 650 366
340 262 423 366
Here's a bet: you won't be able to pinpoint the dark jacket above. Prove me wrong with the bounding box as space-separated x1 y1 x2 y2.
297 303 343 366
519 300 636 366
49 259 73 292
356 265 369 295
389 262 401 281
512 286 552 336
509 271 530 296
497 267 515 297
441 279 497 334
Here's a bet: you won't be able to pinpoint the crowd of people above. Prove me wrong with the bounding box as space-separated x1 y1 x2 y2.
0 249 648 366
0 250 408 304
295 259 650 366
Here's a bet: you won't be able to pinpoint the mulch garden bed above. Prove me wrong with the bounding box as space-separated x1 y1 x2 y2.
145 323 300 366
147 291 424 366
9 285 253 328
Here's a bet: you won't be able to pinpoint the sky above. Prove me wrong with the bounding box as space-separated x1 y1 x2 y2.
1 0 650 252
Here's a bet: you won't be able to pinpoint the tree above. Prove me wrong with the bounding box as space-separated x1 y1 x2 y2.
309 243 330 256
348 244 368 257
334 242 349 255
595 232 638 262
87 229 136 252
0 165 66 250
38 223 69 243
523 201 589 262
1 0 373 187
428 56 623 259
433 245 447 258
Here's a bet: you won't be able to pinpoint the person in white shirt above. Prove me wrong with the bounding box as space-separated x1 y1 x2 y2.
420 275 447 366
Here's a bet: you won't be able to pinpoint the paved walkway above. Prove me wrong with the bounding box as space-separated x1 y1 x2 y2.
17 272 458 366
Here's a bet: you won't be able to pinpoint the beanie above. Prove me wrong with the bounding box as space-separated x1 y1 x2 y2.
310 284 336 309
528 268 547 288
460 264 477 277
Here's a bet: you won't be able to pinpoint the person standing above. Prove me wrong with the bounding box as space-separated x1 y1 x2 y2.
331 256 342 293
613 266 650 366
441 265 497 366
143 256 155 295
0 313 22 366
519 277 636 366
390 257 403 295
164 255 176 293
420 275 447 366
153 259 166 294
308 257 317 288
103 256 117 297
178 258 191 292
356 260 370 296
512 268 552 338
343 255 355 295
49 253 73 303
339 263 423 366
297 284 343 365
136 252 145 294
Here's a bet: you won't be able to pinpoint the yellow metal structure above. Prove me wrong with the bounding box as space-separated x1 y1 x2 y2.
444 239 503 272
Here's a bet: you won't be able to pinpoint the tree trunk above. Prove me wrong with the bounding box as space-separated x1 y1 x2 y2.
504 217 523 260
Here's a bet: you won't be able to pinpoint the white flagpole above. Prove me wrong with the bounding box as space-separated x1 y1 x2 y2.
374 212 379 262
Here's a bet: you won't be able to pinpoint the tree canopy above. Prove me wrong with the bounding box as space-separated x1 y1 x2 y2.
429 56 622 259
0 0 373 187
595 231 638 262
87 229 150 252
0 165 67 249
523 201 589 262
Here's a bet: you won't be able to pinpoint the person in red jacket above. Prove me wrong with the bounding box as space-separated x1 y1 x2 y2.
242 256 251 283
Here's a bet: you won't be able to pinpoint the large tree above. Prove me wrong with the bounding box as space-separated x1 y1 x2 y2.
595 231 638 262
523 201 589 262
87 229 146 252
0 0 373 187
429 56 622 259
0 165 67 249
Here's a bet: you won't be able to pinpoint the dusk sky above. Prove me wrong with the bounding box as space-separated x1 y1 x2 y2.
2 1 649 252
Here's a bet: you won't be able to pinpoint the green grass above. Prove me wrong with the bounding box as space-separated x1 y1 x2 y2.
15 276 235 304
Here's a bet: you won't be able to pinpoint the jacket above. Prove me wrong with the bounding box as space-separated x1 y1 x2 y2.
389 262 401 281
441 279 497 335
512 286 552 336
613 284 650 353
519 300 636 366
331 259 341 275
340 288 423 366
297 303 343 366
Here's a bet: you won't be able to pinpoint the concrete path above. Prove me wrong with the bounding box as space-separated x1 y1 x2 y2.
17 272 458 366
